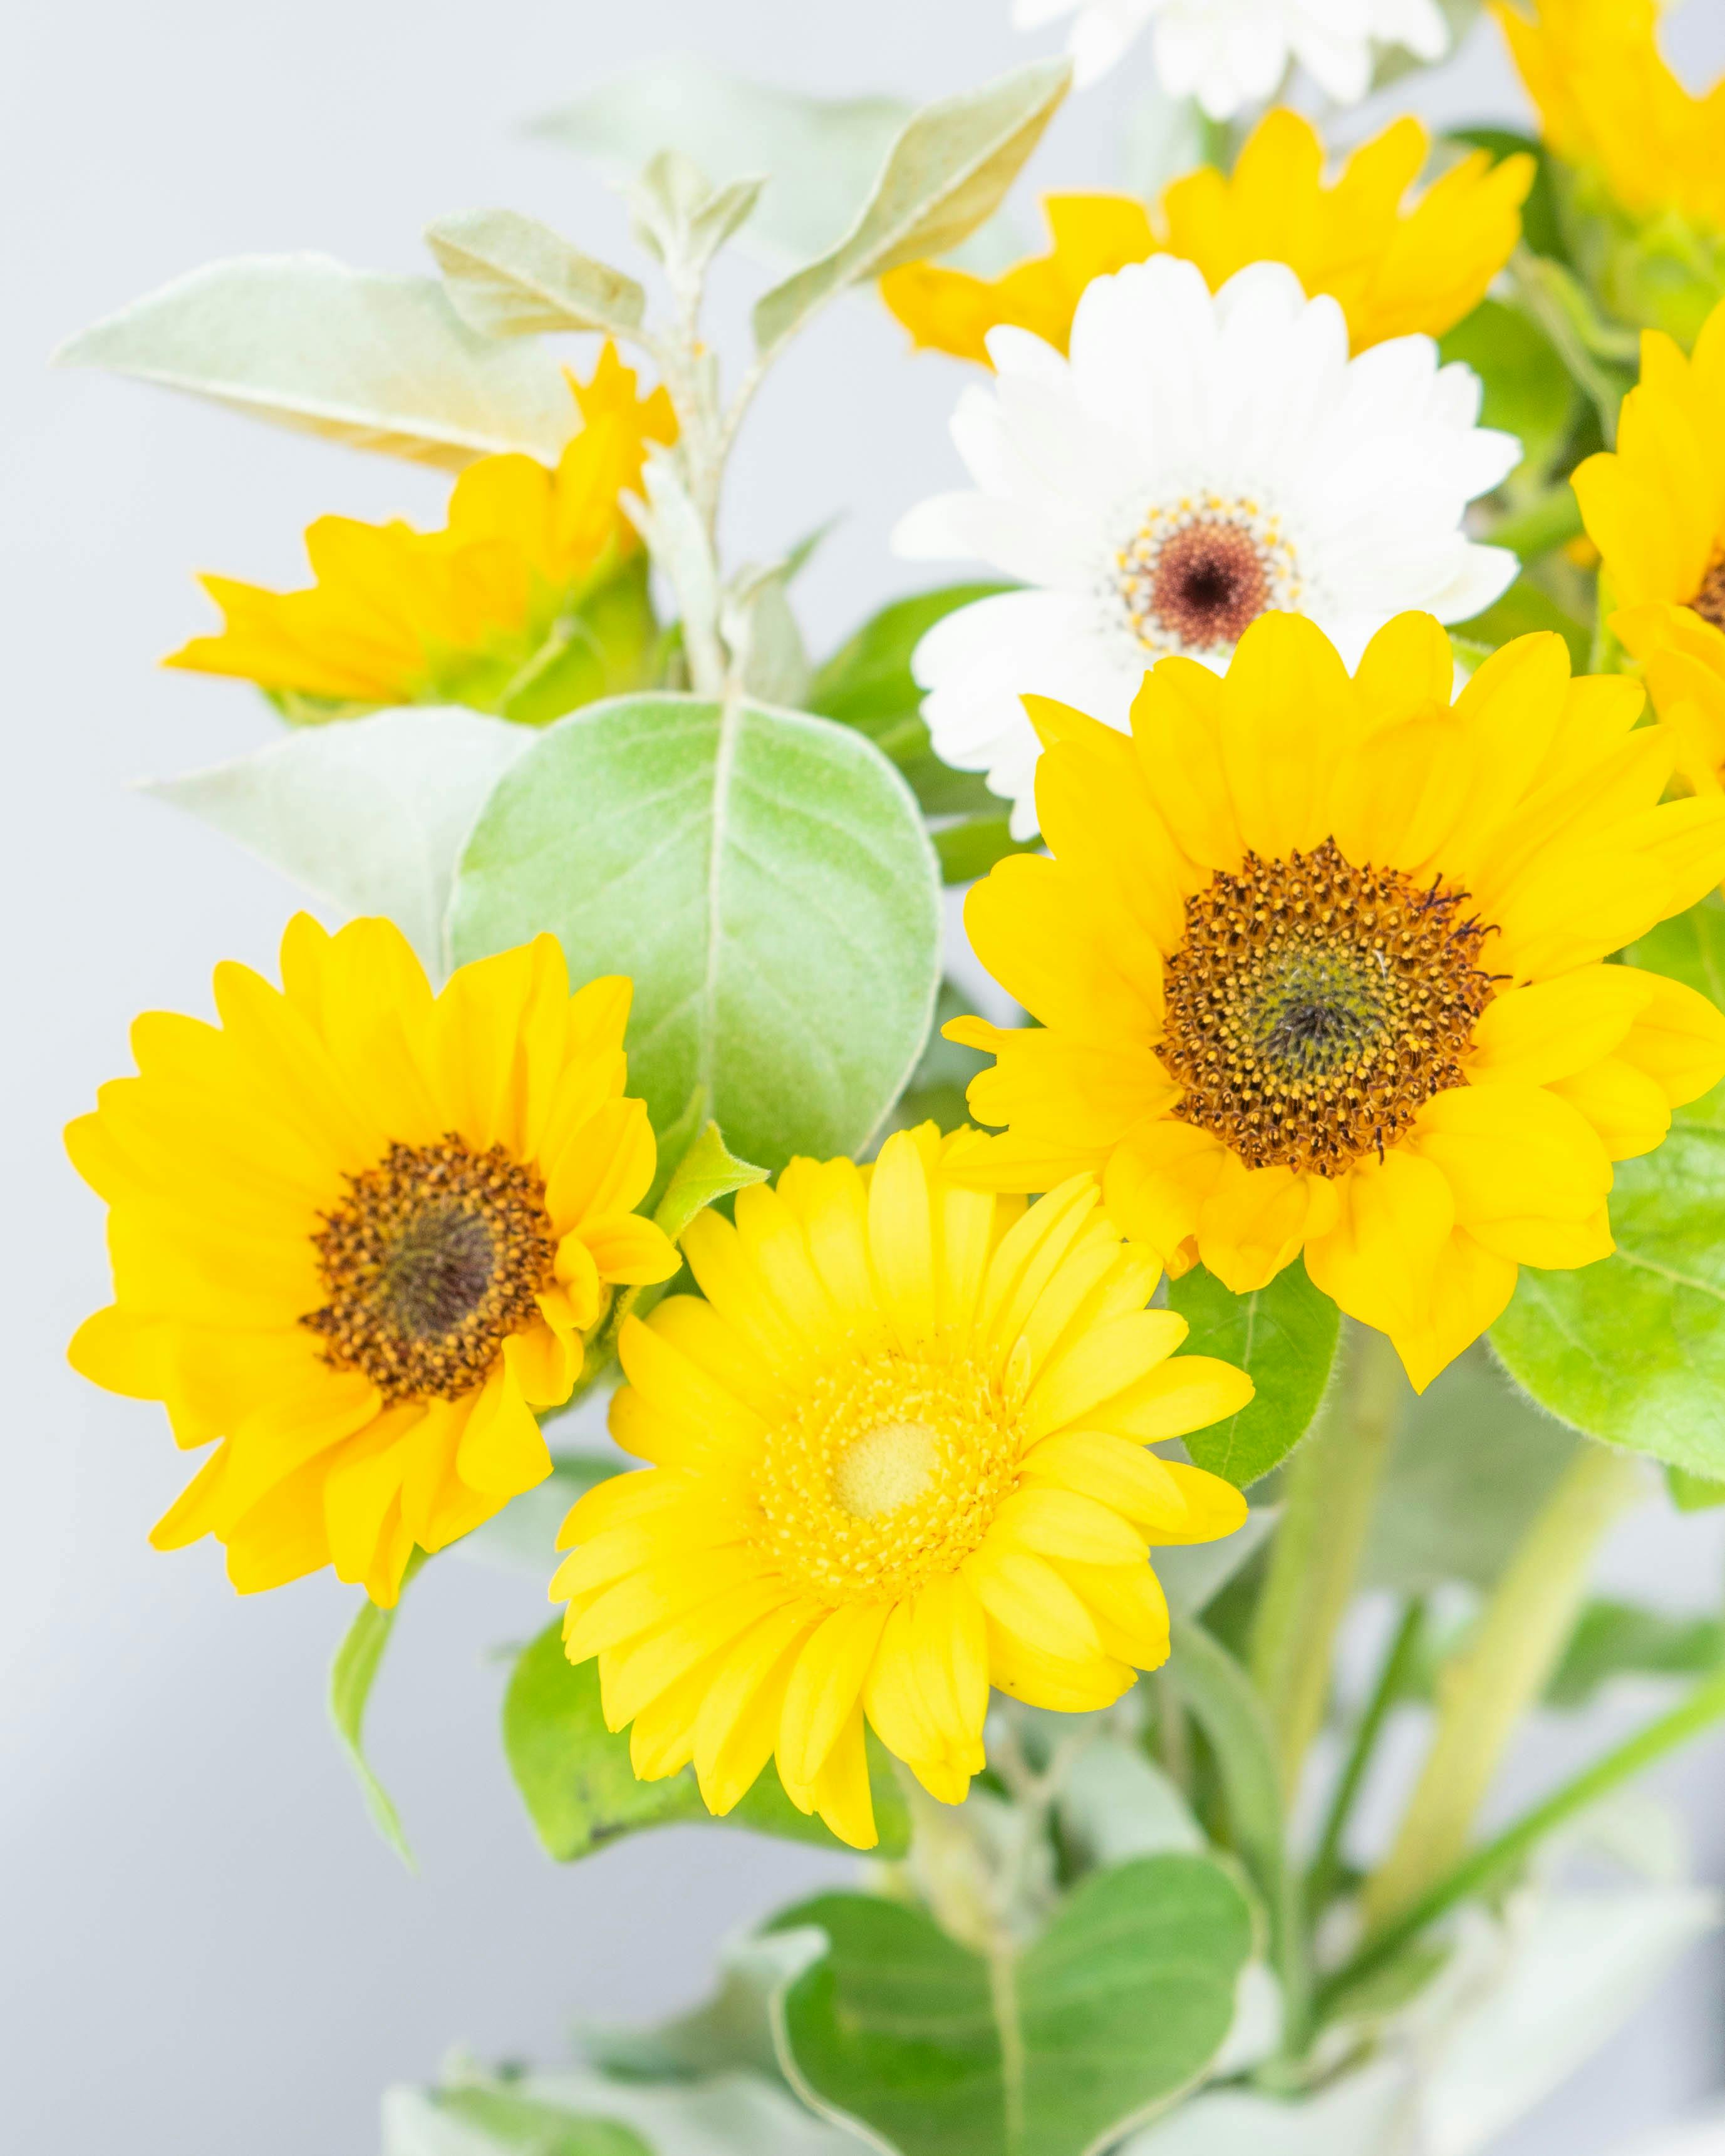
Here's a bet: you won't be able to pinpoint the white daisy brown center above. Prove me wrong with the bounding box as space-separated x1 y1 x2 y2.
1117 493 1301 658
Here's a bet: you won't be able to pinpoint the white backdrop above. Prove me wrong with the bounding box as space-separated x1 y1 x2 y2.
6 4 1725 2151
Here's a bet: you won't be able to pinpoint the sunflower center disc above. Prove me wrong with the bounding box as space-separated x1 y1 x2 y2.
753 1350 1017 1604
1692 552 1725 633
303 1133 557 1402
1161 838 1498 1175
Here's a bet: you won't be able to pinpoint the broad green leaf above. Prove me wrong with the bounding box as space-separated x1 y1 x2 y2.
435 2090 650 2156
1166 1262 1339 1489
502 1621 909 1861
1439 296 1577 486
384 2063 856 2156
143 708 531 977
766 1855 1254 2156
752 61 1070 355
1545 1598 1725 1709
329 1550 426 1868
1491 897 1725 1473
426 209 646 340
532 64 916 271
57 255 575 468
447 693 941 1171
1452 575 1589 670
456 1453 617 1577
1669 1465 1725 1512
1362 1344 1578 1593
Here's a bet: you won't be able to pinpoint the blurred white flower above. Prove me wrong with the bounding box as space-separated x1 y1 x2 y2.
893 257 1518 839
1012 0 1450 112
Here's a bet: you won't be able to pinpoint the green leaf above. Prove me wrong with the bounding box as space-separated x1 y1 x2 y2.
1439 296 1578 487
143 708 531 979
752 61 1070 355
1669 1465 1725 1512
329 1549 427 1869
626 153 768 282
653 1120 770 1242
426 210 647 340
1362 1343 1579 1593
499 554 663 727
1451 575 1590 671
434 2089 651 2156
502 1622 909 1862
765 1855 1254 2156
1491 897 1725 1474
1545 1598 1725 1710
1166 1261 1340 1490
1163 1619 1285 1924
56 255 576 468
447 693 942 1172
936 816 1042 886
530 61 917 272
881 979 995 1140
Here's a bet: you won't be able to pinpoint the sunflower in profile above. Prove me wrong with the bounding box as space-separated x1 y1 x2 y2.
1573 295 1725 868
881 109 1532 363
68 916 679 1604
168 344 676 716
551 1126 1252 1849
945 611 1725 1391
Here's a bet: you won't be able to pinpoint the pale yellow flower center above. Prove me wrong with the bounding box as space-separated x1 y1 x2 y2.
1117 494 1300 658
752 1345 1020 1605
1163 839 1497 1176
303 1133 556 1403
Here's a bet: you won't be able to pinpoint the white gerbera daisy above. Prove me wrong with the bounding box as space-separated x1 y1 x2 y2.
893 257 1519 841
1013 0 1449 110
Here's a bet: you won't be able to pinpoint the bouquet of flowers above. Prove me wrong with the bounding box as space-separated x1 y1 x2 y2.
61 1 1725 2149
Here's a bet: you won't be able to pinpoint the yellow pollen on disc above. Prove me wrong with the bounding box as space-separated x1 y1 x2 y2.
751 1346 1019 1605
832 1420 941 1519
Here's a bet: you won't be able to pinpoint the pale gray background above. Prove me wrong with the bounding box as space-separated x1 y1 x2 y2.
8 3 1725 2151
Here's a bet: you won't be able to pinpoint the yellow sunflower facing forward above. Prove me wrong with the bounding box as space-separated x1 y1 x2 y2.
945 612 1725 1391
880 109 1532 364
551 1126 1251 1849
68 916 679 1604
168 344 676 713
1573 295 1725 854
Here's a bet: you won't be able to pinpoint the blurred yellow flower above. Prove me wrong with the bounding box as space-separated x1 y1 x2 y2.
1574 294 1725 849
1496 0 1725 235
945 612 1725 1392
68 916 679 1606
880 110 1533 363
168 345 676 712
553 1126 1251 1849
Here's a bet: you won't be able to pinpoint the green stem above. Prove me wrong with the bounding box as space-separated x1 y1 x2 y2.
1364 1442 1643 1929
1249 1323 1405 1803
1319 1662 1725 2018
1306 1598 1426 1914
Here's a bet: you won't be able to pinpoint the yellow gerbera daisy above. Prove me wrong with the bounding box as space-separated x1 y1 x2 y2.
1496 0 1725 236
1573 294 1725 852
68 914 680 1605
943 611 1725 1393
879 110 1532 364
167 344 676 711
551 1125 1252 1850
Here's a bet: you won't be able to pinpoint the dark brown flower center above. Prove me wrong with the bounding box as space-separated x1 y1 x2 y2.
1161 840 1499 1176
1148 521 1272 648
1691 552 1725 633
303 1134 557 1402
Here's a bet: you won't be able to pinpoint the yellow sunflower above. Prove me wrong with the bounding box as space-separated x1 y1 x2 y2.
551 1125 1252 1849
1573 294 1725 854
68 914 680 1605
1496 0 1725 236
943 611 1725 1393
167 344 676 712
879 110 1532 364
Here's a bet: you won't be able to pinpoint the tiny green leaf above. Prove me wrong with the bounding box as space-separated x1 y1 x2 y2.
502 1622 908 1862
653 1122 769 1245
765 1855 1253 2156
1546 1598 1725 1710
426 210 647 340
56 254 576 467
752 61 1070 355
1166 1261 1340 1489
329 1549 427 1869
433 2089 651 2156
